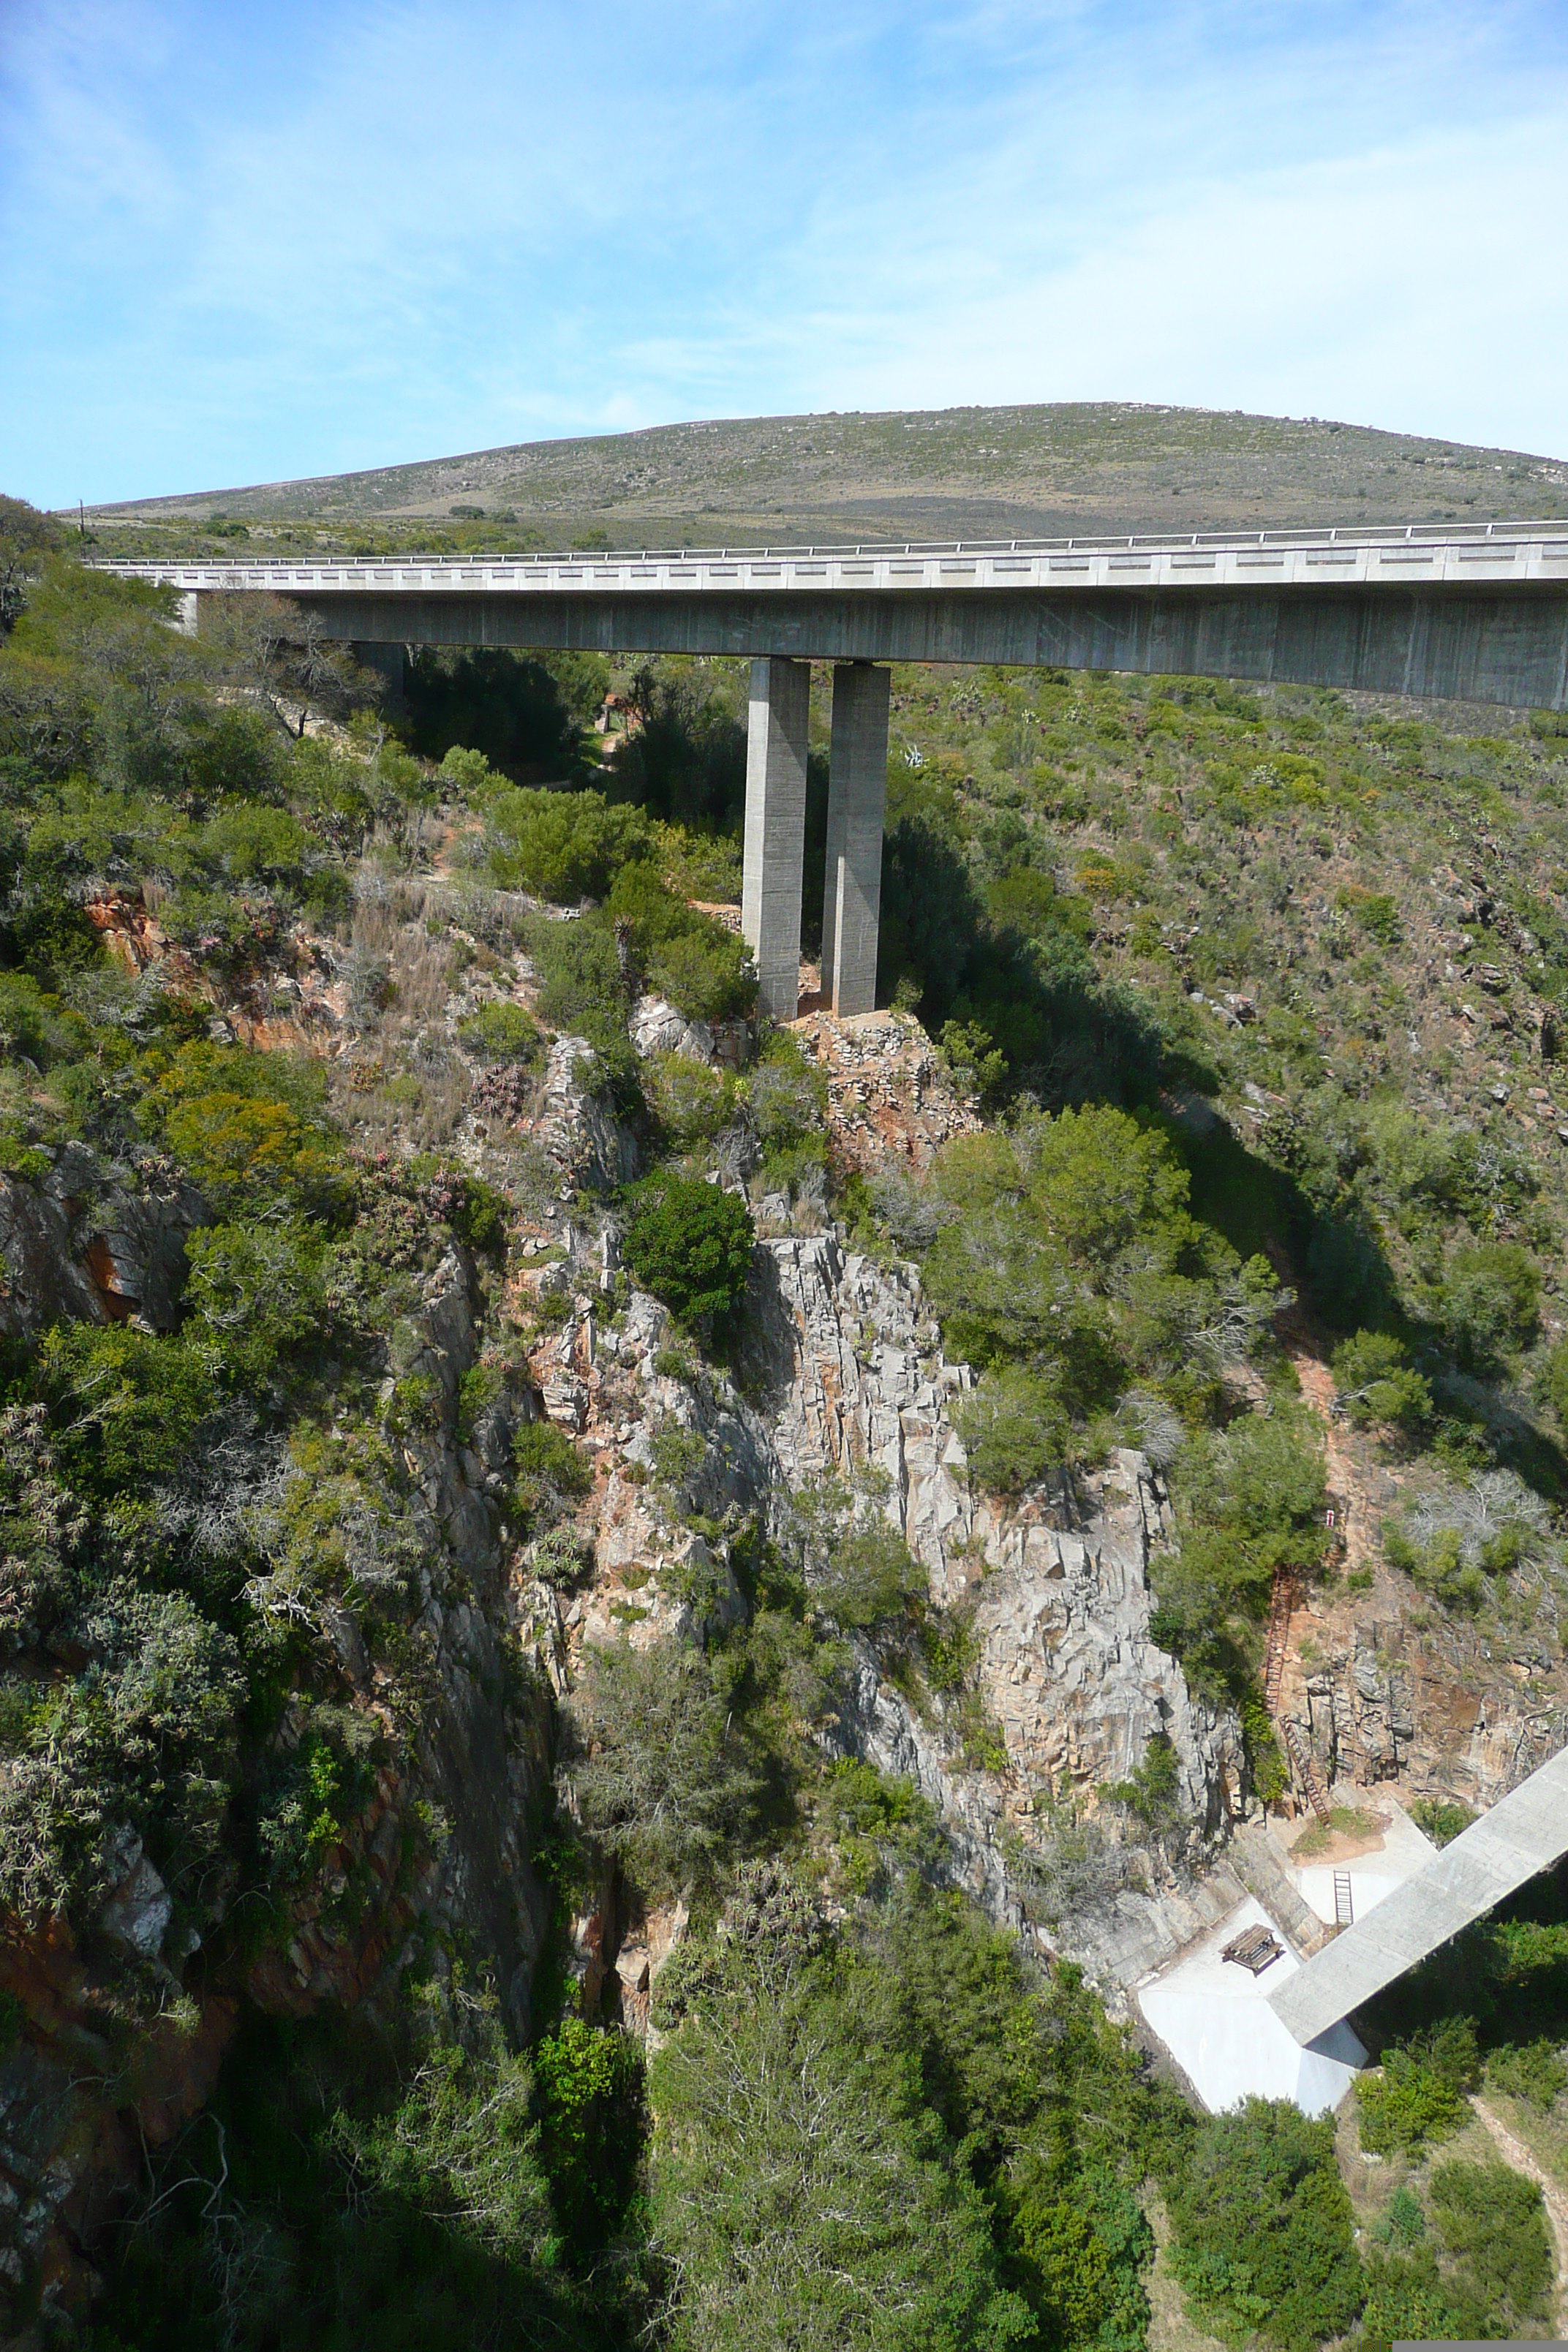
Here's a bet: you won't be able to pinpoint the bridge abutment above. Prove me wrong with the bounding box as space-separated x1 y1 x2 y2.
821 662 891 1017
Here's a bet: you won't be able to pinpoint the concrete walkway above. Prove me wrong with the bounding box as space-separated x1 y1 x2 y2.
1138 1895 1366 2117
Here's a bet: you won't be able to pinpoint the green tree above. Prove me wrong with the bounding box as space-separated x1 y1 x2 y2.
1166 2097 1363 2351
532 2019 646 2254
1429 2159 1554 2336
622 1172 754 1327
649 1950 1032 2351
487 784 649 900
562 1637 760 1896
1329 1330 1431 1432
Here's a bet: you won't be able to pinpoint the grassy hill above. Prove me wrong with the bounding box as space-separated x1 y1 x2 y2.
78 402 1568 559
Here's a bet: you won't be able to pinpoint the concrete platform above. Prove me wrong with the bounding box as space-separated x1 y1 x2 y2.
1138 1896 1367 2117
1287 1798 1438 1926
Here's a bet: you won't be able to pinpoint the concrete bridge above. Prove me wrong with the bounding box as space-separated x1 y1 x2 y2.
98 520 1568 1018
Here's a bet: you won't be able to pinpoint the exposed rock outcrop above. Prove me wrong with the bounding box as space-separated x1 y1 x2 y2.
0 1145 204 1336
790 1007 983 1172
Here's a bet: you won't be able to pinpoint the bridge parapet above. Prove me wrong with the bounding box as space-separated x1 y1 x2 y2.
88 519 1568 601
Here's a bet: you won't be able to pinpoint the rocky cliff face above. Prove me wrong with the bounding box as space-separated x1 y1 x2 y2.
510 1182 1246 2008
0 1144 203 1336
1275 1355 1568 1812
0 1142 554 2334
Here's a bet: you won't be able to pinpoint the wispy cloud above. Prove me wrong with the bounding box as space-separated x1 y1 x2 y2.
3 0 1566 502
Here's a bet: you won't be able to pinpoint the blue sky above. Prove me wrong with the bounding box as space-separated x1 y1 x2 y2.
4 0 1567 507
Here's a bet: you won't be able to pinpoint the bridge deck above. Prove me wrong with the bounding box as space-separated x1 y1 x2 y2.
1268 1746 1568 2048
94 523 1568 708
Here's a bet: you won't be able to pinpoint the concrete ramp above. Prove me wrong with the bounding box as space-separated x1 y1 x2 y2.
1269 1746 1568 2048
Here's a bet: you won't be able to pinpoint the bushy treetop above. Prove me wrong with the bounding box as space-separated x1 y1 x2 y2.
622 1171 754 1327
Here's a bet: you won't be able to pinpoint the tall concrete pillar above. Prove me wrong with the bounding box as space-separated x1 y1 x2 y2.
742 656 810 1019
820 663 890 1018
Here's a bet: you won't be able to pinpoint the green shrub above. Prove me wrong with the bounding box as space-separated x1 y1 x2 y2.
604 859 753 1024
526 911 631 1049
1166 2096 1363 2351
815 1515 924 1629
622 1172 753 1326
1240 1686 1291 1803
438 743 500 801
562 1636 761 1895
954 1368 1070 1496
1408 1795 1476 1847
1485 2037 1568 2110
454 1362 505 1445
645 921 754 1023
1429 2158 1554 2337
1439 1240 1540 1370
457 998 541 1065
532 2018 645 2254
649 1417 706 1493
1355 2019 1477 2156
40 1322 215 1497
257 1709 379 1884
644 1052 736 1150
1357 2248 1462 2352
743 1033 828 1183
1150 1408 1328 1696
530 1524 591 1589
147 1041 347 1217
510 1419 592 1530
183 1218 328 1386
1371 2183 1426 2249
1329 1330 1431 1431
486 785 649 900
416 1161 510 1256
1102 1733 1184 1833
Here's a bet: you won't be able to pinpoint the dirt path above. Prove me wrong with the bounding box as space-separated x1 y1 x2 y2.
1288 1349 1377 1578
1474 2096 1568 2325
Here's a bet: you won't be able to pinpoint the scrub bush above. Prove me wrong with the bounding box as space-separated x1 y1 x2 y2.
1166 2097 1363 2351
622 1172 754 1327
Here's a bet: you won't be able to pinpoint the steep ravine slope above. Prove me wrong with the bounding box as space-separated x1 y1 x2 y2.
3 865 1562 2337
0 1128 555 2326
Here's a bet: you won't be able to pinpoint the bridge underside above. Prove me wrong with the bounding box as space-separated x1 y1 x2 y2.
290 584 1568 711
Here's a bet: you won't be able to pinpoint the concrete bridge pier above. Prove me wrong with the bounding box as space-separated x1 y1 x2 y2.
821 662 891 1017
742 656 811 1018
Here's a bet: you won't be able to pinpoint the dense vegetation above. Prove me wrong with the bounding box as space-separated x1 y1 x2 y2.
0 497 1564 2350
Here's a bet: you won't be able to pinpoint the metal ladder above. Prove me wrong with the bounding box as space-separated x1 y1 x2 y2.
1264 1567 1295 1714
1283 1716 1334 1825
1333 1869 1354 1927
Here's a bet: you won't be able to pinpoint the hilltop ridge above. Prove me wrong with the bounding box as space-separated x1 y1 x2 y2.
78 400 1568 553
